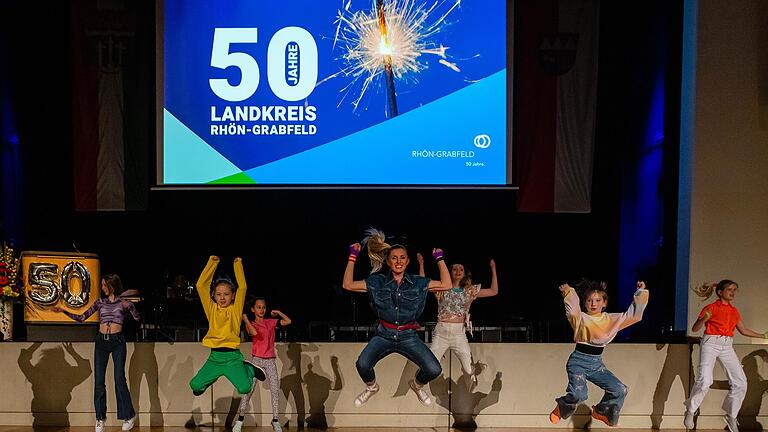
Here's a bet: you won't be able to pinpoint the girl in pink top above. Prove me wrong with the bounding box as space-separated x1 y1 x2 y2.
233 297 291 432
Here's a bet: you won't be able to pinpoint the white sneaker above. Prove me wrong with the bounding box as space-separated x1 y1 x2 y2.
95 419 105 432
232 419 243 432
683 411 694 429
271 419 283 432
354 382 380 407
724 415 739 432
409 379 432 406
122 415 136 431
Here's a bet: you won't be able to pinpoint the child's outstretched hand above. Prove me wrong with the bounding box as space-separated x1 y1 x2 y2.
702 309 713 321
242 314 250 322
416 252 424 265
637 281 647 290
271 310 282 317
558 283 571 293
490 259 496 270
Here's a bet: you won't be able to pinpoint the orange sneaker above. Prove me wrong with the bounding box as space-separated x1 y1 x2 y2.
591 406 616 427
549 405 561 424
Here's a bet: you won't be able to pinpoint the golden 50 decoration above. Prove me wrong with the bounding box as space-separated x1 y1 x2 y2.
21 252 100 323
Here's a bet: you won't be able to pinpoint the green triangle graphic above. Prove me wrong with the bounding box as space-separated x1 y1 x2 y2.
207 172 257 184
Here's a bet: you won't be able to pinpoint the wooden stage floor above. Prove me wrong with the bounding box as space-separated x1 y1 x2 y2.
0 427 712 432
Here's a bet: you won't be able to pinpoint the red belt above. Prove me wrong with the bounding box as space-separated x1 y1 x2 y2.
380 320 421 331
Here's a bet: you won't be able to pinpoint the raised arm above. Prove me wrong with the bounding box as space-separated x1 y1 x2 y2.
195 256 219 310
242 314 257 336
416 252 425 277
475 259 499 298
736 320 768 339
560 284 582 329
617 281 649 329
272 309 292 326
233 257 247 312
342 243 367 292
427 248 453 292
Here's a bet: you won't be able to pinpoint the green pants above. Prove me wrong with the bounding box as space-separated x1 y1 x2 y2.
189 349 254 395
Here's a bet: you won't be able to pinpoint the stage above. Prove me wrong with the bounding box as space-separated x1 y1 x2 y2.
3 342 767 429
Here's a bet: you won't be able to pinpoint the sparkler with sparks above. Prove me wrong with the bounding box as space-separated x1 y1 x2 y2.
377 0 398 117
326 0 464 117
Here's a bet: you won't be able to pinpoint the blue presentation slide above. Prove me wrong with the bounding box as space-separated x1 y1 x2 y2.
162 0 508 185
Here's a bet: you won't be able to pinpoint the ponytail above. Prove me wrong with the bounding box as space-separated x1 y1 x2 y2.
362 228 391 274
692 279 738 300
691 282 717 299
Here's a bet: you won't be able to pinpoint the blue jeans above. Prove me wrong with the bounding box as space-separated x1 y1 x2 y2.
94 333 135 420
555 350 627 425
356 333 442 385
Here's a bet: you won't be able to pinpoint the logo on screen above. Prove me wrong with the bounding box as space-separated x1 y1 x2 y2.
474 134 491 149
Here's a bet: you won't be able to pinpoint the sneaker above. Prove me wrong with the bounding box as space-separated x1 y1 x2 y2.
121 415 136 431
684 411 695 429
244 361 267 381
409 379 433 406
591 405 616 427
724 415 739 432
354 382 380 407
95 419 105 432
549 405 562 424
271 419 283 432
232 419 243 432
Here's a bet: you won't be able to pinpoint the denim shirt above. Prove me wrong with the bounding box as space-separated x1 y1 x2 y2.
366 272 430 340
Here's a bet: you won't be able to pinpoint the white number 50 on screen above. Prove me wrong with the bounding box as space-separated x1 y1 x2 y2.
209 27 318 102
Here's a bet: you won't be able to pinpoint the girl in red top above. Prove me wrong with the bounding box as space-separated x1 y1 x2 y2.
233 297 291 432
684 279 768 432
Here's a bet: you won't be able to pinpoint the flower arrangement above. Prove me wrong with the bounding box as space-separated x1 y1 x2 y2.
0 243 21 298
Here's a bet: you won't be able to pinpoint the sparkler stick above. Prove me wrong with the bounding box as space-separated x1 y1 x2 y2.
326 0 465 115
377 0 399 117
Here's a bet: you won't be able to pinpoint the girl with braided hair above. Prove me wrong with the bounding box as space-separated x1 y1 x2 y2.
342 228 453 407
684 280 768 432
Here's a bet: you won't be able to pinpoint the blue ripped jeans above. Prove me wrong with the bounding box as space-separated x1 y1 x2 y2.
555 350 627 425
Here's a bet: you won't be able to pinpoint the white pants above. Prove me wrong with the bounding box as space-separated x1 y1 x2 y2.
430 322 473 375
685 335 747 417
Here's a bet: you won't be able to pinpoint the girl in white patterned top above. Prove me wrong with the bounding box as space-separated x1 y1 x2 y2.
418 254 498 385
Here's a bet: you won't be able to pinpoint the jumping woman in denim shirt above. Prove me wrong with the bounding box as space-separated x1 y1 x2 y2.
342 228 453 407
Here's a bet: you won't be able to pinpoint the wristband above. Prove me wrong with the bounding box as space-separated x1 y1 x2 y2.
432 249 444 261
348 254 357 263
